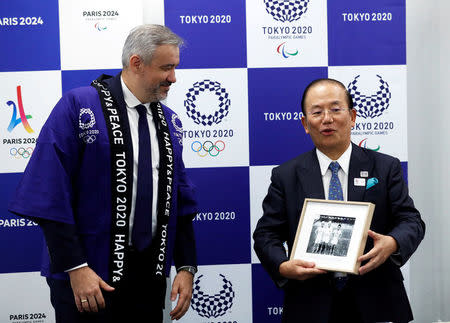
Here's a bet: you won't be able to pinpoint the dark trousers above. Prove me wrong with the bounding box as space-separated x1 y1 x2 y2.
47 247 165 323
328 280 406 323
329 280 364 323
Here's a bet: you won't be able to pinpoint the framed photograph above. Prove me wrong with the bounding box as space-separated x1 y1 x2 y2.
290 198 374 274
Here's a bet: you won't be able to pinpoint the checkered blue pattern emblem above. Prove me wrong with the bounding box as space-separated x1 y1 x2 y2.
184 80 231 126
190 274 235 318
347 75 392 119
328 161 343 201
263 0 310 23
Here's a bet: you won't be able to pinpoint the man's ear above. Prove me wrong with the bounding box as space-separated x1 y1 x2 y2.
350 108 357 126
128 55 143 73
301 115 310 134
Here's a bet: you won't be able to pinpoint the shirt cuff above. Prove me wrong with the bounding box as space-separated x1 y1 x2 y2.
65 263 88 272
390 251 402 266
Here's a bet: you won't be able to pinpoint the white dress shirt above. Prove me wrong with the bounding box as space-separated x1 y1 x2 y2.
316 144 352 201
121 76 160 243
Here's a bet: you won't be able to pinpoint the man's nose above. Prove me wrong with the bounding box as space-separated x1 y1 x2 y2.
167 70 176 83
322 110 334 123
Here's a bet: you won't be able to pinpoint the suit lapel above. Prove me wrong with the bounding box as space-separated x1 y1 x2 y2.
296 149 325 200
348 143 374 202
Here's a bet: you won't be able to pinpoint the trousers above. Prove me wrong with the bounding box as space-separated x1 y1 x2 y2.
47 246 165 323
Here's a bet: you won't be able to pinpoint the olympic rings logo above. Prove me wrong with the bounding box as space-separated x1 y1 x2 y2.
83 135 97 144
191 140 225 157
10 147 34 159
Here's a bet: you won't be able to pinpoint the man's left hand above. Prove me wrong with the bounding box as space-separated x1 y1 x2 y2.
358 230 398 275
170 270 194 320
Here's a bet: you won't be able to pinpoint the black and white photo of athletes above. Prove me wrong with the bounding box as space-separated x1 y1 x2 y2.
306 215 355 257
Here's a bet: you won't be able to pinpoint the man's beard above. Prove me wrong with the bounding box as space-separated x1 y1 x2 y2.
148 81 172 102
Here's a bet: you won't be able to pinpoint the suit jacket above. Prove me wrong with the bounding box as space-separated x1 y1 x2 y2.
253 143 425 323
9 73 197 282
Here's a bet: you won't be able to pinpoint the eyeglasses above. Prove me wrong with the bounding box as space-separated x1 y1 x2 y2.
307 107 350 119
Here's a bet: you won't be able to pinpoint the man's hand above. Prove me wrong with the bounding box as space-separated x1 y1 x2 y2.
68 266 115 313
358 230 398 275
279 259 326 281
170 270 194 321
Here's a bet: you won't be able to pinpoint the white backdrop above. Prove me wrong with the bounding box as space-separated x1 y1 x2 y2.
407 0 450 322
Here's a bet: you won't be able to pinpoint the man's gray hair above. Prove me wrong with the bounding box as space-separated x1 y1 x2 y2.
121 24 183 67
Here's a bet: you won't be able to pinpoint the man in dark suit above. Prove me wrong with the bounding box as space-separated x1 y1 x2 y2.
253 78 425 323
9 24 197 323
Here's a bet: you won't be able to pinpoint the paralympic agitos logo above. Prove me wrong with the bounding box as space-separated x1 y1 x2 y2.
94 22 107 31
358 138 380 152
276 42 299 58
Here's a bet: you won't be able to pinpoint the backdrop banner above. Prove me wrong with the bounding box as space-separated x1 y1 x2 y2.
0 0 407 322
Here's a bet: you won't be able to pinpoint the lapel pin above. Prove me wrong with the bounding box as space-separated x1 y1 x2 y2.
354 178 366 187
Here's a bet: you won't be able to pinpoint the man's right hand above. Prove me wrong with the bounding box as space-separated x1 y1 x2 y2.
279 259 327 281
68 266 115 313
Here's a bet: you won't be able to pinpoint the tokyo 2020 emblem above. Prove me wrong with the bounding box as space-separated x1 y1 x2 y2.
79 108 96 130
184 80 231 127
347 75 391 119
79 108 98 144
191 274 235 318
264 0 310 23
171 114 183 145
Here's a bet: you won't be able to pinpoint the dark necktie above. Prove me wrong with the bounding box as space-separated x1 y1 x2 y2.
328 161 347 290
132 104 153 251
328 161 343 201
